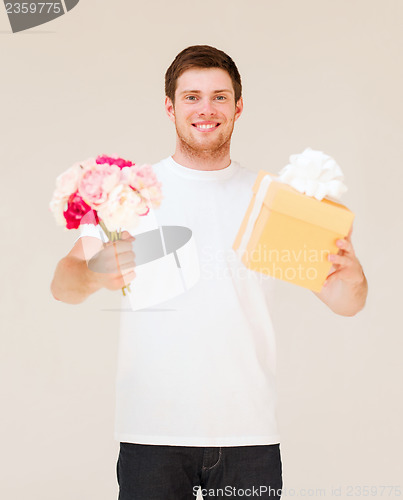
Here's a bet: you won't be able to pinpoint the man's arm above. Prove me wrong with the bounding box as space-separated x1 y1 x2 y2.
50 236 105 304
50 232 136 305
313 227 368 316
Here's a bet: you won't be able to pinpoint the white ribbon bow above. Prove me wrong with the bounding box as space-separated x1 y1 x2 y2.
277 148 347 201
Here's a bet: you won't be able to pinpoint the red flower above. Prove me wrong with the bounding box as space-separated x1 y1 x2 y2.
96 154 134 170
63 192 99 229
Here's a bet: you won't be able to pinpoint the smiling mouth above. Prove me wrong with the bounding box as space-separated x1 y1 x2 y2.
192 123 220 131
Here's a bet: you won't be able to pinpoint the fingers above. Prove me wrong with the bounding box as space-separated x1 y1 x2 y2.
323 270 339 287
121 270 136 287
335 237 354 255
103 269 136 291
328 253 350 266
327 264 337 274
87 246 135 275
325 249 364 288
105 239 134 252
108 270 135 291
115 250 136 272
121 231 135 241
323 262 339 287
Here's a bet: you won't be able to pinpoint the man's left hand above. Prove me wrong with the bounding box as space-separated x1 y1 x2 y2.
323 226 365 288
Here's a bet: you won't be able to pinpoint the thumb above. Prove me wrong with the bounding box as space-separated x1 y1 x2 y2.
121 230 135 240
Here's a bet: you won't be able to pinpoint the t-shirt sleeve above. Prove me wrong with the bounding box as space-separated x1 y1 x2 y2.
73 223 109 245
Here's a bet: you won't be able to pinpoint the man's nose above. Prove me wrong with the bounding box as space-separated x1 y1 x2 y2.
198 97 217 115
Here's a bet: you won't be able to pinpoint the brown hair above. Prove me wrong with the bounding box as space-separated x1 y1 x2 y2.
165 45 242 106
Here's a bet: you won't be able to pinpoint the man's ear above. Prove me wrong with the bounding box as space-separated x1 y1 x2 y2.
165 96 175 123
234 96 243 122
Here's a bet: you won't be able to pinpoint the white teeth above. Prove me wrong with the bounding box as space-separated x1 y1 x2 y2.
195 124 217 129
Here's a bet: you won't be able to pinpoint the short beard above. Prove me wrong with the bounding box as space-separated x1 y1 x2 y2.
175 123 233 163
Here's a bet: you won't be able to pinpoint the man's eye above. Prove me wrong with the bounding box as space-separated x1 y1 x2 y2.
216 96 226 100
185 96 197 101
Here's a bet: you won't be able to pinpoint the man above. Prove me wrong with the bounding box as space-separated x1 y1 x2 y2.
51 45 367 499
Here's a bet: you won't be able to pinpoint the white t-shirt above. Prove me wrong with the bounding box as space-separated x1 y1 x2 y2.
76 156 280 447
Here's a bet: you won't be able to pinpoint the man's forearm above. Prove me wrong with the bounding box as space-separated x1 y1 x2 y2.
50 256 103 305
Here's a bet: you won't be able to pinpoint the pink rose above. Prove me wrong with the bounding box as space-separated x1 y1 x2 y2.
125 164 163 206
63 192 98 230
78 163 120 207
55 163 83 198
49 194 69 226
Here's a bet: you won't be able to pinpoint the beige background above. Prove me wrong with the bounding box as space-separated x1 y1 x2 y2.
1 0 402 498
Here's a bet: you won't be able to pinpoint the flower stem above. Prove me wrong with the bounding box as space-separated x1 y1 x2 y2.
98 220 129 297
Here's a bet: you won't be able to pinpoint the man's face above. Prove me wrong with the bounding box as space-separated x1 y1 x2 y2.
165 68 243 158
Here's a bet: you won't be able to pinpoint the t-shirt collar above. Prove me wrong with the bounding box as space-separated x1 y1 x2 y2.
165 155 238 180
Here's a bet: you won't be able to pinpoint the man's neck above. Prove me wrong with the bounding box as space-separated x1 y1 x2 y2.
172 143 232 172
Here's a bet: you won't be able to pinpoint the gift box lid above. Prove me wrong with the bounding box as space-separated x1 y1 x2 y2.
254 170 354 234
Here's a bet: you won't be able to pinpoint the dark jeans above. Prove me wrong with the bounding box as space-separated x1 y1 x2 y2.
117 442 283 499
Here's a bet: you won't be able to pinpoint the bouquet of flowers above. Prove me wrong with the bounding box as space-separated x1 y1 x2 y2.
49 154 163 295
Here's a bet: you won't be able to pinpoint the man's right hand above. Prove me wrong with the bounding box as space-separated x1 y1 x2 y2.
88 231 136 291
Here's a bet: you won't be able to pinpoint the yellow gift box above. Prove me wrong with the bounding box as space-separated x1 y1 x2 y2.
233 171 355 292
